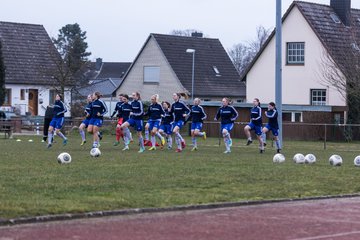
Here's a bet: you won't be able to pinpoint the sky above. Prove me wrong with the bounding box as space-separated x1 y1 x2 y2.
2 0 360 62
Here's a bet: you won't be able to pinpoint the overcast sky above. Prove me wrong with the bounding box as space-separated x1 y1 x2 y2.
2 0 360 62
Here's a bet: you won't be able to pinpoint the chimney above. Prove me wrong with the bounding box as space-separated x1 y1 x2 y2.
95 58 103 71
330 0 351 26
191 32 203 38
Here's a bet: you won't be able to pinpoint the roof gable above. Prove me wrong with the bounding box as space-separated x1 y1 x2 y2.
0 21 60 85
96 62 131 80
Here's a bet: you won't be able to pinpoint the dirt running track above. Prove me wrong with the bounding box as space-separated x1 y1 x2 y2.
1 197 360 240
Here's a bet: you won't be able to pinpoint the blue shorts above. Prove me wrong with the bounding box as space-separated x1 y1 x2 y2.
81 118 90 128
221 123 234 132
264 124 279 136
148 120 161 131
89 118 103 127
160 124 172 135
191 122 203 131
50 117 65 129
127 118 143 131
172 120 184 130
247 122 262 136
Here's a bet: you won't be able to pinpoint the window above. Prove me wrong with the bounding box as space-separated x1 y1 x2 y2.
49 89 57 103
212 66 221 77
283 112 303 122
3 89 11 105
311 89 326 106
144 66 160 83
20 89 25 100
287 42 305 65
330 13 341 24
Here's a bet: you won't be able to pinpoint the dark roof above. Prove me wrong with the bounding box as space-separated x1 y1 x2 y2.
241 1 360 80
119 33 245 98
96 62 131 80
77 79 122 97
0 21 60 85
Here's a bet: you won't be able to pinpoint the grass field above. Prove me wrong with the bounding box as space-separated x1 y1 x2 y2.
1 133 360 219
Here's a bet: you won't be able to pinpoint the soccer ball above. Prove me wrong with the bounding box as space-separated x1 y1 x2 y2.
293 153 305 164
57 152 72 164
354 156 360 167
273 153 285 163
329 154 342 166
304 154 316 164
90 148 101 157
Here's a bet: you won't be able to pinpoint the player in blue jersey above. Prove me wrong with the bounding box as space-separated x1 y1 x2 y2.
79 94 93 146
159 101 174 149
262 102 281 153
87 92 108 148
187 98 207 151
144 94 166 150
215 98 238 154
111 94 124 146
121 92 146 153
47 94 68 148
170 93 190 153
244 98 265 153
118 94 133 151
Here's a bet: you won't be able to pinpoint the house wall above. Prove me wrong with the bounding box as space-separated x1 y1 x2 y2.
246 6 346 107
4 84 71 117
116 36 186 103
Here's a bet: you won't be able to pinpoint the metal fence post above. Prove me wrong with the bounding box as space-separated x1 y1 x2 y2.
324 124 327 150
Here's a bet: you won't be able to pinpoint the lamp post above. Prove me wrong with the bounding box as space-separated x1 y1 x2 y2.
186 49 195 101
275 0 283 145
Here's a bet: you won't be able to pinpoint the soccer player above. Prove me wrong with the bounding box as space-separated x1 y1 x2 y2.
262 102 281 153
215 98 238 154
144 94 165 150
118 94 132 151
87 92 108 148
244 98 265 153
47 94 68 148
120 92 145 153
170 93 190 153
42 105 53 143
111 94 124 146
159 101 173 149
79 94 93 145
187 98 207 151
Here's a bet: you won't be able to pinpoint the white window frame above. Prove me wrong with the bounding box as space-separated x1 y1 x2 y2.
144 66 160 83
287 42 305 65
311 89 327 106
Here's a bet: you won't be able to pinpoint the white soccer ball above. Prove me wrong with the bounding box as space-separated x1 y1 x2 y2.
273 153 285 163
329 154 342 166
90 148 101 157
57 152 72 164
304 154 317 164
293 153 305 164
354 156 360 167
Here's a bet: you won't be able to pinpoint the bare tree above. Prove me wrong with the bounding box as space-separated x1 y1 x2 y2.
228 25 271 75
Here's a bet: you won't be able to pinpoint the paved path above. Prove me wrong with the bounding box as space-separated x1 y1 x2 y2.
1 197 360 240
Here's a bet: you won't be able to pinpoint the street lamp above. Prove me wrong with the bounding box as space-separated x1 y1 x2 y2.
186 48 195 101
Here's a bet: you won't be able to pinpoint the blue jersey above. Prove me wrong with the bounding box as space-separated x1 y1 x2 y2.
162 109 174 125
53 100 67 118
170 100 190 122
265 108 279 129
250 106 262 126
84 102 92 120
146 103 165 121
91 99 108 119
111 101 123 118
120 102 132 122
215 105 238 124
130 99 144 120
188 105 207 123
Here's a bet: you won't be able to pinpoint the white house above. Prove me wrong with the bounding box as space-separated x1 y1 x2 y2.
0 21 71 117
242 0 358 123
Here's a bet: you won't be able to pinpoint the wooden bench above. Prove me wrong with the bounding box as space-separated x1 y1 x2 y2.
0 120 14 139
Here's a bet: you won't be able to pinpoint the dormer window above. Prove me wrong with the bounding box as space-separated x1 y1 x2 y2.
212 66 221 77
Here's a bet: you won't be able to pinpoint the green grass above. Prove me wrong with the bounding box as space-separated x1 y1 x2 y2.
1 134 360 219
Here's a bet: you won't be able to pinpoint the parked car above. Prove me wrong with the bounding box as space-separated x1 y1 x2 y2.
0 110 16 120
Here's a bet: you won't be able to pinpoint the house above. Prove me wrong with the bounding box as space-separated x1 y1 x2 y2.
0 21 71 117
242 0 360 124
115 33 245 103
77 58 131 116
